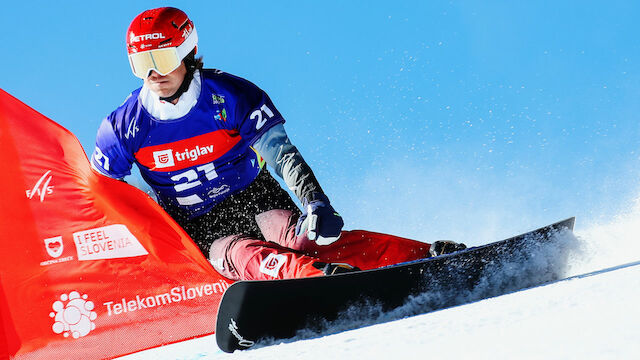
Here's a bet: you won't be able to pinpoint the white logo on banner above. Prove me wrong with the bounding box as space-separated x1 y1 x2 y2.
153 149 175 168
50 291 97 339
26 170 54 202
44 236 64 258
259 253 286 278
73 224 148 261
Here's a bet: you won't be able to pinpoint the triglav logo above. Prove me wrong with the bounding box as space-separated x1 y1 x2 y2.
44 236 64 258
26 170 53 202
153 149 175 168
50 291 97 339
259 253 286 278
152 144 215 169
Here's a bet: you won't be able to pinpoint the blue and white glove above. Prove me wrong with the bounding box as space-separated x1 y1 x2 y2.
295 192 344 245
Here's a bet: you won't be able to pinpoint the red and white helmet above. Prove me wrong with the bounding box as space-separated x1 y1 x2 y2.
126 7 198 79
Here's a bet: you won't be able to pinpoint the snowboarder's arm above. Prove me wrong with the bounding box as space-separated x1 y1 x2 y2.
252 124 322 203
253 124 343 244
234 79 343 243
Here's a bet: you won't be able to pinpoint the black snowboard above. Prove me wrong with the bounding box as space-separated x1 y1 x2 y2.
216 217 575 353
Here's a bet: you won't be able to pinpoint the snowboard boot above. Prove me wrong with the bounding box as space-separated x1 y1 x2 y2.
429 240 467 257
313 262 361 275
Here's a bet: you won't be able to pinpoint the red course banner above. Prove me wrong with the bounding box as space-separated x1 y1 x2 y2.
0 88 231 359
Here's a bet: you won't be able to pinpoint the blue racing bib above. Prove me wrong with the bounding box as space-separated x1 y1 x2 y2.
91 70 284 218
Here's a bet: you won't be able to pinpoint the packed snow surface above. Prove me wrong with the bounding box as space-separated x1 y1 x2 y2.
119 200 640 360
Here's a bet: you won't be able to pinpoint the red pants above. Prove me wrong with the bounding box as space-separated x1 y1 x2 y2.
209 209 431 280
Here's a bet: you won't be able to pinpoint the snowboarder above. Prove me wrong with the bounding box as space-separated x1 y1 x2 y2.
91 7 465 281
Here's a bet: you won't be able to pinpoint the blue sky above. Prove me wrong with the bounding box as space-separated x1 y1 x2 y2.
2 1 638 244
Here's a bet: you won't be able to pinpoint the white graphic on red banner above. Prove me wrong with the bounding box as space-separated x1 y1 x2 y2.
73 224 148 261
26 170 53 202
44 236 64 258
50 291 97 339
102 280 231 316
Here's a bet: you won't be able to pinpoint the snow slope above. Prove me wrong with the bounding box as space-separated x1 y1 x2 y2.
221 262 640 360
118 200 640 360
119 262 640 360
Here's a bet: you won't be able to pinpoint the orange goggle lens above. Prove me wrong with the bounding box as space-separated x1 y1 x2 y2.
128 48 181 79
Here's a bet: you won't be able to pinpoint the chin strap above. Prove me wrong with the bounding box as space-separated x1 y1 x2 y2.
159 51 201 103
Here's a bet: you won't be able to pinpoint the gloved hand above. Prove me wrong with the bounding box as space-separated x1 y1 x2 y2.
429 240 467 257
295 192 344 245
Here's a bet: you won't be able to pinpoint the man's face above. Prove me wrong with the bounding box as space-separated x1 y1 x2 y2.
143 62 187 99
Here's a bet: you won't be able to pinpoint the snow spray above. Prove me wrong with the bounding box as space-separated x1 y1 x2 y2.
566 193 640 277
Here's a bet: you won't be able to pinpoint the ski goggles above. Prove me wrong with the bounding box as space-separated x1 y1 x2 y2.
128 28 198 79
128 48 183 79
